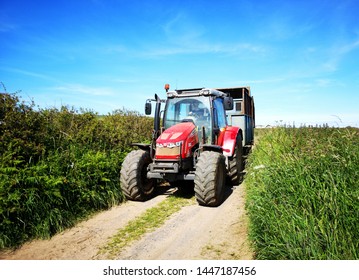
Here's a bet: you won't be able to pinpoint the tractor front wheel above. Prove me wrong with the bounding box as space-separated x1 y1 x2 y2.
194 151 226 207
120 150 156 201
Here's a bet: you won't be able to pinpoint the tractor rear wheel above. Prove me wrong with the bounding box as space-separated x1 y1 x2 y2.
120 150 156 201
228 136 243 185
194 151 226 207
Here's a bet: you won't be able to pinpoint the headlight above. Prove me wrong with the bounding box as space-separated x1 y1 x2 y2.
163 141 183 149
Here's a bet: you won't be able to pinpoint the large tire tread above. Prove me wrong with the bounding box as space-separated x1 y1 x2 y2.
194 151 226 207
120 150 155 201
228 136 244 185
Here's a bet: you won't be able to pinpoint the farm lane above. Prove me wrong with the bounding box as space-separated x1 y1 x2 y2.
0 184 252 260
0 195 169 260
113 184 253 260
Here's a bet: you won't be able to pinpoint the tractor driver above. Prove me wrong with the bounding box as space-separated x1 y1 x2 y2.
189 102 201 118
188 101 210 125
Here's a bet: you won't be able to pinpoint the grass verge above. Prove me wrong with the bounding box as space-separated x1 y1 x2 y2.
245 127 359 259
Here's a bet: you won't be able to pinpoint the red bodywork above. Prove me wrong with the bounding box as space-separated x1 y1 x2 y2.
155 122 198 160
218 126 240 157
155 121 240 160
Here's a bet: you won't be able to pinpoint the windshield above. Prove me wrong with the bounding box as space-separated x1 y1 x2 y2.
163 96 212 143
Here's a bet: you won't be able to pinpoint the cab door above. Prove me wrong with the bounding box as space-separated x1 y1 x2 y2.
213 98 227 145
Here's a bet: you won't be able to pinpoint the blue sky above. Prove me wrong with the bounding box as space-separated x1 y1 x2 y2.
1 0 358 127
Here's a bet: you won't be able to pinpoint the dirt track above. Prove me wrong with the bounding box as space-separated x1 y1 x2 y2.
0 183 253 260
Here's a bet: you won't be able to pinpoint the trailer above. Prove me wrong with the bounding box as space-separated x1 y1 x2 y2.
218 87 255 149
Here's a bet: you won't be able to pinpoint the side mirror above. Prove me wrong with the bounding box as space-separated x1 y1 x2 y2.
224 96 234 110
145 101 152 115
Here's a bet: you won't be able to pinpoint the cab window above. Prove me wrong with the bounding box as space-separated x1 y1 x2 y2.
213 98 226 129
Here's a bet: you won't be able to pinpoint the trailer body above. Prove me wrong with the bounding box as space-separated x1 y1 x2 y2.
218 87 255 147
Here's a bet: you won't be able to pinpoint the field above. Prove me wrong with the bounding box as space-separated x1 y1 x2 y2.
245 126 359 259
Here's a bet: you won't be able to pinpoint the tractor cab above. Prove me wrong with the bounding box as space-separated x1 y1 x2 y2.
164 94 213 144
146 87 233 146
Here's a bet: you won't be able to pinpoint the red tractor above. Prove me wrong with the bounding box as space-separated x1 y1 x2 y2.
120 85 255 206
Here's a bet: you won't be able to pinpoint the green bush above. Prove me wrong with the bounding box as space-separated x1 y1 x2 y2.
245 127 359 259
0 92 153 248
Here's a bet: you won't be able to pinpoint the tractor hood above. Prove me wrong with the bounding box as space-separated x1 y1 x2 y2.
155 122 198 159
157 122 196 144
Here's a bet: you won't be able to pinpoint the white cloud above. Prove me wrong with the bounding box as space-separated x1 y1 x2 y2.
49 84 116 97
338 39 359 54
2 67 56 81
138 41 266 58
322 38 359 72
0 22 17 33
315 79 333 87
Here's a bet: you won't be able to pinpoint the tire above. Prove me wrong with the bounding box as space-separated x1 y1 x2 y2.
194 151 226 207
120 150 156 201
228 135 244 185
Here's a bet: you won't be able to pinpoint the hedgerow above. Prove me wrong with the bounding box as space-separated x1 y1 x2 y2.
0 92 153 248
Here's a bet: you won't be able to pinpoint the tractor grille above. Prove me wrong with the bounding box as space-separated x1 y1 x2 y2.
155 146 181 157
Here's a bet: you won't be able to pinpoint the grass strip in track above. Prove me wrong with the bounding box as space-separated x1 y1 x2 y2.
99 195 195 259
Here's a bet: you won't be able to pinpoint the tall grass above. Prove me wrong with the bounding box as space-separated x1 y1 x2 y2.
0 93 153 248
245 126 359 259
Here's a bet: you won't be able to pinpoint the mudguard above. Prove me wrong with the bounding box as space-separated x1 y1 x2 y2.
220 126 242 157
131 143 151 151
